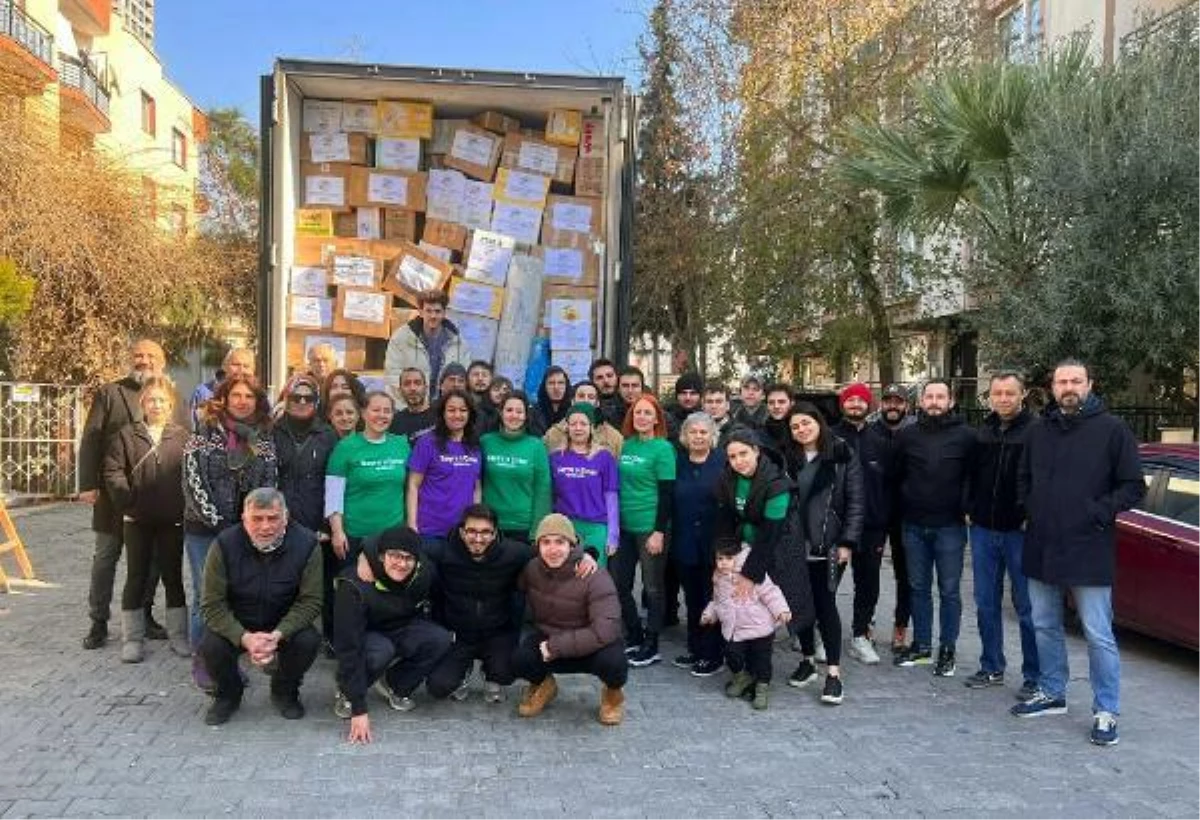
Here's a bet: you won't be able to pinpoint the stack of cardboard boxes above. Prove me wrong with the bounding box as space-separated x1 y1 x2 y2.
286 99 605 385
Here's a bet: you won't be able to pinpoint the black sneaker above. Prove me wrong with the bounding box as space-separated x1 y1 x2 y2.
82 620 108 650
820 675 844 705
1016 680 1040 701
627 644 661 667
964 670 1004 689
672 654 698 669
788 659 818 688
624 643 643 658
204 698 240 726
270 691 306 720
1011 691 1067 717
690 659 723 677
934 646 956 677
1090 711 1119 746
893 645 933 667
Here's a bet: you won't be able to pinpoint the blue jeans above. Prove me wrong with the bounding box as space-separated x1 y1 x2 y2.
184 532 216 649
903 523 966 649
969 526 1038 684
1028 578 1120 714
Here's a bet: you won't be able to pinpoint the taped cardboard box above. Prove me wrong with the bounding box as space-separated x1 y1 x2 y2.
296 208 333 237
431 119 470 155
464 230 517 287
329 253 379 288
294 236 372 266
544 296 598 350
540 244 600 287
302 99 342 134
422 219 468 253
301 132 370 165
378 100 434 139
333 211 358 238
341 101 379 133
332 286 392 340
472 110 522 134
290 265 330 297
375 137 421 171
578 116 604 159
286 331 366 371
333 207 383 240
348 167 428 210
493 168 551 209
300 162 352 210
499 133 575 186
574 157 606 198
443 123 502 182
382 241 454 304
288 295 334 330
545 109 583 147
542 194 602 245
382 209 418 242
446 309 499 362
448 276 505 320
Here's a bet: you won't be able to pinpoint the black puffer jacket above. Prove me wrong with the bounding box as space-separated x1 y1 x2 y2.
969 409 1036 532
424 532 533 640
102 422 187 526
896 411 976 527
78 376 144 533
786 437 865 590
272 418 338 533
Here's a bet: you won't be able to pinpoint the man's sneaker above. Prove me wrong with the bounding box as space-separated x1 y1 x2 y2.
483 682 505 703
270 691 305 720
893 645 933 667
1090 711 1119 746
374 680 416 712
450 675 472 702
82 620 108 650
627 644 661 667
933 646 956 677
964 670 1004 689
847 636 881 665
788 658 818 688
1016 680 1040 701
623 643 642 658
820 675 844 705
690 659 723 677
204 697 240 726
333 690 352 719
813 633 827 664
672 653 698 669
1010 691 1068 718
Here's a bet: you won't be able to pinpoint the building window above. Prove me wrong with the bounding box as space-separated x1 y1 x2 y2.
140 91 156 136
172 128 187 169
142 176 157 220
115 0 156 48
998 0 1043 63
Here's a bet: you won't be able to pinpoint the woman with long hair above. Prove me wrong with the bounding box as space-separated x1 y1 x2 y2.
322 368 367 410
480 392 551 543
407 389 482 547
326 393 362 439
549 402 620 567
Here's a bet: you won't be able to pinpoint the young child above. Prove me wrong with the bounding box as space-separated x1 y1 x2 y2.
701 542 791 710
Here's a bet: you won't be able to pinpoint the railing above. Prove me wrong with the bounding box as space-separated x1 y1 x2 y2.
0 0 55 67
1120 2 1198 57
58 52 109 116
0 383 85 503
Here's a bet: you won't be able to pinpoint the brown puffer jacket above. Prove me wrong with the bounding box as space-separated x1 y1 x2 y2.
519 548 622 659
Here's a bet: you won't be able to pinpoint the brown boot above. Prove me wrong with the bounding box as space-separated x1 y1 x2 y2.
517 675 558 717
598 685 625 726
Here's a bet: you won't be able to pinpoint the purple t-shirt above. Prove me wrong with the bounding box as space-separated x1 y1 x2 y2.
409 435 482 536
550 448 617 523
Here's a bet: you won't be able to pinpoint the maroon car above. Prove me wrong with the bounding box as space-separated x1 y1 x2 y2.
1113 443 1199 649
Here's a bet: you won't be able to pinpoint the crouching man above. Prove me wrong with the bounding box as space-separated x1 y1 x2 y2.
199 488 323 726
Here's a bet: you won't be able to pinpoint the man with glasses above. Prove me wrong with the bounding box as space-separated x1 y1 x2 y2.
384 288 474 401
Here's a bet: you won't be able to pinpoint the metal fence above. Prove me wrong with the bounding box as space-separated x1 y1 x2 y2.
0 382 84 502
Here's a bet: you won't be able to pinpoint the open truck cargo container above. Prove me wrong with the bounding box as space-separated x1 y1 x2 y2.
257 58 636 397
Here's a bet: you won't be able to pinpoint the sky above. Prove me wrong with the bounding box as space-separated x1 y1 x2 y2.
156 0 651 118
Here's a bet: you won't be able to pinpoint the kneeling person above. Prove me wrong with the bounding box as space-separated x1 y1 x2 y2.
514 514 626 725
333 526 452 744
199 488 323 726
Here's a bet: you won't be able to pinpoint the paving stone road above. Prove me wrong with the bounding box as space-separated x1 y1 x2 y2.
0 503 1196 819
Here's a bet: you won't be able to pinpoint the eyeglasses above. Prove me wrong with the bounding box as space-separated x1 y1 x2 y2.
462 527 495 540
289 394 316 405
381 552 416 563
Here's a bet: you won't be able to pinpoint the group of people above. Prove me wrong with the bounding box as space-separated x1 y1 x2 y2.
78 312 1142 747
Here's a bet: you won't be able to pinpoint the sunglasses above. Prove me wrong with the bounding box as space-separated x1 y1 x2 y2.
289 393 316 405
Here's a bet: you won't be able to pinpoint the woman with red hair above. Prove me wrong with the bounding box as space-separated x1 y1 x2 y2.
614 394 676 667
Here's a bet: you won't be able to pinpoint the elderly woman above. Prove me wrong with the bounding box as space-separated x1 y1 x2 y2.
670 412 727 678
513 514 626 726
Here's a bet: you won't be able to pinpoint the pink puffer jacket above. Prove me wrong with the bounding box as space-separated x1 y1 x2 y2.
702 546 790 642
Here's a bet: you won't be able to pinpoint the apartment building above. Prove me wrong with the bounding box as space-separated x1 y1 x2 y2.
0 0 205 232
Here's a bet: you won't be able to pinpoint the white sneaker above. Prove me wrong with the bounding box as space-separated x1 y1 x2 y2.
484 681 505 703
848 636 881 665
450 676 471 702
814 633 827 664
374 680 416 712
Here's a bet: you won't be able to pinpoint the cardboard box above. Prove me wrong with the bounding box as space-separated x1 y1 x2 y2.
382 209 418 242
332 286 392 340
382 241 454 304
578 116 604 158
286 331 366 370
494 168 551 209
472 110 521 134
300 161 352 210
288 295 333 330
333 211 357 238
378 100 434 139
419 242 454 262
491 201 543 245
431 119 470 155
541 244 600 287
542 283 600 303
464 230 516 287
422 219 468 253
366 239 410 265
295 208 333 237
293 236 372 266
448 276 506 320
375 137 421 171
544 296 597 350
348 167 427 210
333 208 382 240
341 101 379 133
500 133 575 186
443 123 502 181
290 265 330 297
302 99 342 133
545 109 583 147
301 132 370 164
551 348 594 384
542 194 602 245
446 309 499 361
574 157 606 198
330 253 379 288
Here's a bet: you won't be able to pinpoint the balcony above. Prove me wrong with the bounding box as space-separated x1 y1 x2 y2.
0 0 57 92
59 0 110 37
58 52 110 133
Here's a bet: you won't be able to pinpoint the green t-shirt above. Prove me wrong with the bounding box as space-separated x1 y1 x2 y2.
618 436 677 534
735 476 788 544
326 432 410 537
480 431 552 534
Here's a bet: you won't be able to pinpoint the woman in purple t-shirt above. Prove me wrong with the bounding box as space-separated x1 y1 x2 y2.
548 402 620 568
406 389 482 544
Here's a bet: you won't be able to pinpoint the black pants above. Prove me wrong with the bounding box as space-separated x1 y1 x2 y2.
725 635 774 683
889 520 911 629
610 531 666 645
88 523 161 624
426 630 519 697
662 557 681 625
358 621 453 698
199 625 321 701
322 536 362 644
512 631 628 689
851 530 886 638
676 560 723 662
800 561 844 666
121 521 185 611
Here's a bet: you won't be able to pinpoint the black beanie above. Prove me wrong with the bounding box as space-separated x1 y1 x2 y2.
363 526 422 590
675 372 703 395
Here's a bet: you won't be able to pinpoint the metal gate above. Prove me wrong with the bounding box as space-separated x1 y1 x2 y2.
0 382 85 502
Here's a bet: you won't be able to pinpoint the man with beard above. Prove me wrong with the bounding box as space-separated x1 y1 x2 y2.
732 374 767 430
384 289 474 401
389 367 436 443
831 382 901 666
876 384 915 653
1011 360 1142 747
893 379 976 677
189 347 255 431
79 339 169 649
665 372 703 449
588 359 621 428
761 383 794 453
467 360 498 433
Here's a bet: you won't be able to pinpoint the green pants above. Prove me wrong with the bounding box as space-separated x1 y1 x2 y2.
570 519 610 568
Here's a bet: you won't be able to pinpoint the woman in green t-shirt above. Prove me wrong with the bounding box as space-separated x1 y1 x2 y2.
480 392 551 544
614 394 677 667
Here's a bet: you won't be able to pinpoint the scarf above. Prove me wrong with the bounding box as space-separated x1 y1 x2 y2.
223 417 261 471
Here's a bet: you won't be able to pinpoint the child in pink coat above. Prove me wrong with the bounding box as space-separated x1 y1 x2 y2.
701 542 791 709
